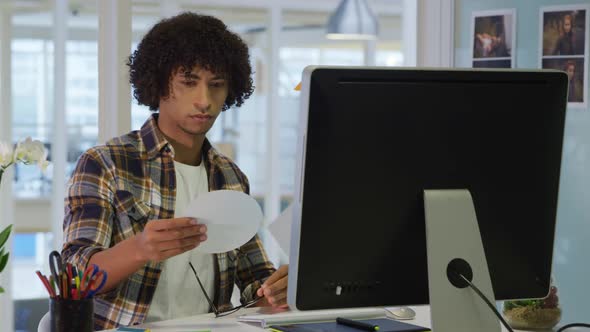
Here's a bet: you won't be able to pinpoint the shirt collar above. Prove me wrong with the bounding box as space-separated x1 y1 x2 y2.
140 113 215 161
140 113 172 160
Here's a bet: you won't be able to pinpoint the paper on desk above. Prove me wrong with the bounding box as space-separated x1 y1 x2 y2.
238 307 386 328
180 190 263 253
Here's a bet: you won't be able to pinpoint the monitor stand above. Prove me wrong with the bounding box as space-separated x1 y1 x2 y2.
423 189 500 332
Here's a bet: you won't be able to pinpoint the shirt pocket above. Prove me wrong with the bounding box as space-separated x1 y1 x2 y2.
115 190 153 235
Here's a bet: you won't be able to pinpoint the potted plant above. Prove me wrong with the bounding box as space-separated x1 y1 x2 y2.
0 137 49 293
502 282 561 329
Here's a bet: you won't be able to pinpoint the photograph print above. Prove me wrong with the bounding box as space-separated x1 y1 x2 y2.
542 58 585 103
472 9 516 68
542 7 586 55
541 4 589 108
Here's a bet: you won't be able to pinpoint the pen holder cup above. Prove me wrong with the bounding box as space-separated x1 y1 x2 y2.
50 297 94 332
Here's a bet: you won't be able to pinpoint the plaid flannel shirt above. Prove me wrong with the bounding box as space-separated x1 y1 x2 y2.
62 114 276 330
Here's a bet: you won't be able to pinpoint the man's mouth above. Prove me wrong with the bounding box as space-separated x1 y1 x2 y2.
190 114 212 121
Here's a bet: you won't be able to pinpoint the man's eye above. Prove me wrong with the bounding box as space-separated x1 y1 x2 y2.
183 81 197 86
211 81 226 88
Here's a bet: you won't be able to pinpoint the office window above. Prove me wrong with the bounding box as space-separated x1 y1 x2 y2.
65 40 99 172
12 39 52 198
11 39 98 300
11 39 98 198
12 233 53 300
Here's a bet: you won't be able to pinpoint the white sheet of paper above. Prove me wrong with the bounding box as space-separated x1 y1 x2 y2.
180 190 263 253
238 307 386 327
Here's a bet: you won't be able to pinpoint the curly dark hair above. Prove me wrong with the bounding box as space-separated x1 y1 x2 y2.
127 12 254 111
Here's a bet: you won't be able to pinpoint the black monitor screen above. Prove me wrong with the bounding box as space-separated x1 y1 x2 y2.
292 67 567 310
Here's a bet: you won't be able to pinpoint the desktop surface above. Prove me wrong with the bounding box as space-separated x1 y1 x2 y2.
97 306 572 332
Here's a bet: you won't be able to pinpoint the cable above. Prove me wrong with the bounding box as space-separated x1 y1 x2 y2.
453 271 515 332
556 323 590 332
453 271 590 332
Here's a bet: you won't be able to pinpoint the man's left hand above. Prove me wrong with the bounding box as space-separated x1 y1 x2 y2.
257 265 289 308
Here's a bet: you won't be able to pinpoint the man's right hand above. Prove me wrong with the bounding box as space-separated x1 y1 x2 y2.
87 217 207 294
134 217 207 263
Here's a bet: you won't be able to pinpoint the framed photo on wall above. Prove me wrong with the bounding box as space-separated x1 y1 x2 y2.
540 4 589 108
471 9 516 68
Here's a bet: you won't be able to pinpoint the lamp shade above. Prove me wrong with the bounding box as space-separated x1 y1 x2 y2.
326 0 379 40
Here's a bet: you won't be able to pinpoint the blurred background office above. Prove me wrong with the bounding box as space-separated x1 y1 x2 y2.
1 0 589 331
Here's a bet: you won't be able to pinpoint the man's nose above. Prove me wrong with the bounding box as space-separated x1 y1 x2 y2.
193 85 211 111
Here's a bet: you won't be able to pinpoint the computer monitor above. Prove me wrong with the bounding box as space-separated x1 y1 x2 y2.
287 67 568 329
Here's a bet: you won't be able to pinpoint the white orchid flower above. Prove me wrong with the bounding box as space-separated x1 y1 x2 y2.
0 141 14 169
13 137 49 171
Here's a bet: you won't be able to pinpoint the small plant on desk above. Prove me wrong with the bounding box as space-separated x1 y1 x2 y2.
502 284 561 329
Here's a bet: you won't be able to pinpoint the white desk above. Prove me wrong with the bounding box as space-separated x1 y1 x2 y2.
100 306 431 331
101 308 263 331
101 305 580 332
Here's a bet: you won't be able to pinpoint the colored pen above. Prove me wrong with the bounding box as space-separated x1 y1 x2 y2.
48 275 57 297
35 271 56 298
66 263 73 298
336 317 380 331
62 274 68 299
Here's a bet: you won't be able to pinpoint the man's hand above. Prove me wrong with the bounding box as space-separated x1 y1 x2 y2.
134 217 207 263
257 265 289 308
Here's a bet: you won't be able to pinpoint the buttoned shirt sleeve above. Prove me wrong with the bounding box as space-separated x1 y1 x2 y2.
61 149 116 274
235 234 277 304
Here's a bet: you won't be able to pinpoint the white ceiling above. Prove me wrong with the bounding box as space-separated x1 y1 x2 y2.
7 0 403 18
7 0 403 46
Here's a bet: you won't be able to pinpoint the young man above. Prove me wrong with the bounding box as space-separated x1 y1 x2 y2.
62 12 288 330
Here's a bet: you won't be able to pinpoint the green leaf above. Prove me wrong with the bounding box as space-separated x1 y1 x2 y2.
0 224 12 248
0 252 9 273
504 301 515 311
0 286 4 293
505 299 542 309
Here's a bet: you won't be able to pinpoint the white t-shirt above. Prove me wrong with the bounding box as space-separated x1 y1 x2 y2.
146 160 215 322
